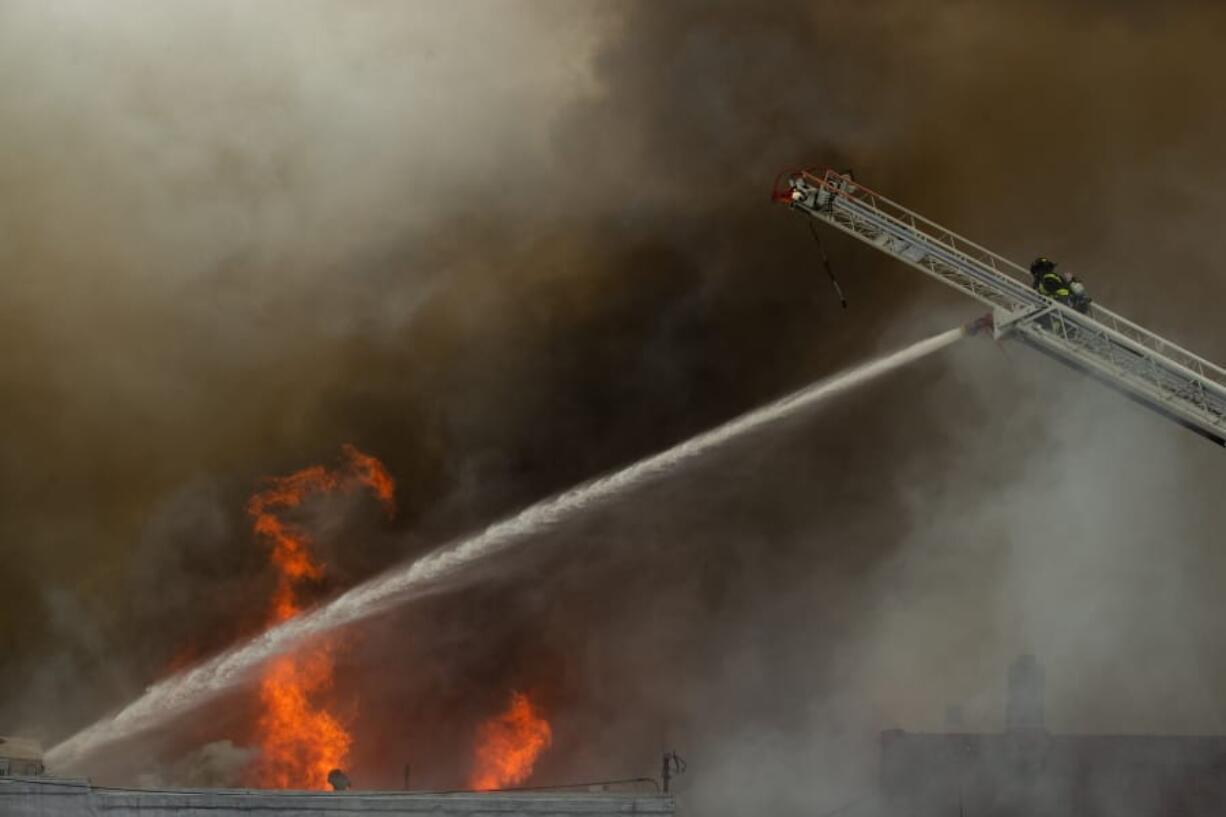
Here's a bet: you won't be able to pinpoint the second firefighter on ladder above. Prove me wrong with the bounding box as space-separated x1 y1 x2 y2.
1030 257 1091 314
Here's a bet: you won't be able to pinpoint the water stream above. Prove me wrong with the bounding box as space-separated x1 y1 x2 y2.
47 326 965 771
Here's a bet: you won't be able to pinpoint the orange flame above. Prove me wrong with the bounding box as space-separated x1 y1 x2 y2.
244 446 395 789
468 691 553 791
251 648 351 789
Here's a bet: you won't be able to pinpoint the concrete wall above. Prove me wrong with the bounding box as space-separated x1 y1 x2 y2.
0 777 675 817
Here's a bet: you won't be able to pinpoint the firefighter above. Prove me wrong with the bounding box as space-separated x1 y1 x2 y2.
1030 257 1070 302
1030 257 1093 314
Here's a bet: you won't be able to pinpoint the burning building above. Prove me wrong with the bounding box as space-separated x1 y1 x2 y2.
880 655 1226 817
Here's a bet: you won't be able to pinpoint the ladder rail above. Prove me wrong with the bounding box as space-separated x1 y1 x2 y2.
1017 308 1226 421
816 185 1043 312
796 169 1035 285
783 169 1226 441
831 192 1226 405
797 169 1226 386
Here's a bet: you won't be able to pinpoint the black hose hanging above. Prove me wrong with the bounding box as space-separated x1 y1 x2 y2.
808 222 848 309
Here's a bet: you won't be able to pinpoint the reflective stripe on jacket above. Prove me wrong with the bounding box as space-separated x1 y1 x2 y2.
1038 272 1070 300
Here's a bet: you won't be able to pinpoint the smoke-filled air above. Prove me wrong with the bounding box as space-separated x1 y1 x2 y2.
5 2 1226 816
45 327 966 773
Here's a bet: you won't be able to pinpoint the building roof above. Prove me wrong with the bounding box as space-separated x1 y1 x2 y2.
0 778 676 816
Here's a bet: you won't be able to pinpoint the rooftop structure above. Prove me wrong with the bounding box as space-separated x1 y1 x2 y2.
881 656 1226 817
0 736 45 777
0 777 674 817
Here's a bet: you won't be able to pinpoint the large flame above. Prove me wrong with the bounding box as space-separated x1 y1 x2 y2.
468 691 553 791
244 445 394 789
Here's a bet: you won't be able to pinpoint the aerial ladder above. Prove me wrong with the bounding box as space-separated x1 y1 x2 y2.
775 169 1226 446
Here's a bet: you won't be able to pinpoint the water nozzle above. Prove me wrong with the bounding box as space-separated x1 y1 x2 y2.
963 313 994 337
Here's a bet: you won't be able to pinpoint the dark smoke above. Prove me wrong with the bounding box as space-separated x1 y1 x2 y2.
4 1 1226 814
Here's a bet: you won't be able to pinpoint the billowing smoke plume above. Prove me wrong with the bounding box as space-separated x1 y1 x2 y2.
4 1 1226 814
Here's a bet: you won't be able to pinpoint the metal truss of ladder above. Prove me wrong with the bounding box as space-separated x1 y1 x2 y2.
779 169 1226 446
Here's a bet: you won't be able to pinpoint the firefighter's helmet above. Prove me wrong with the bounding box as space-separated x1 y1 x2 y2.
1030 257 1056 276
